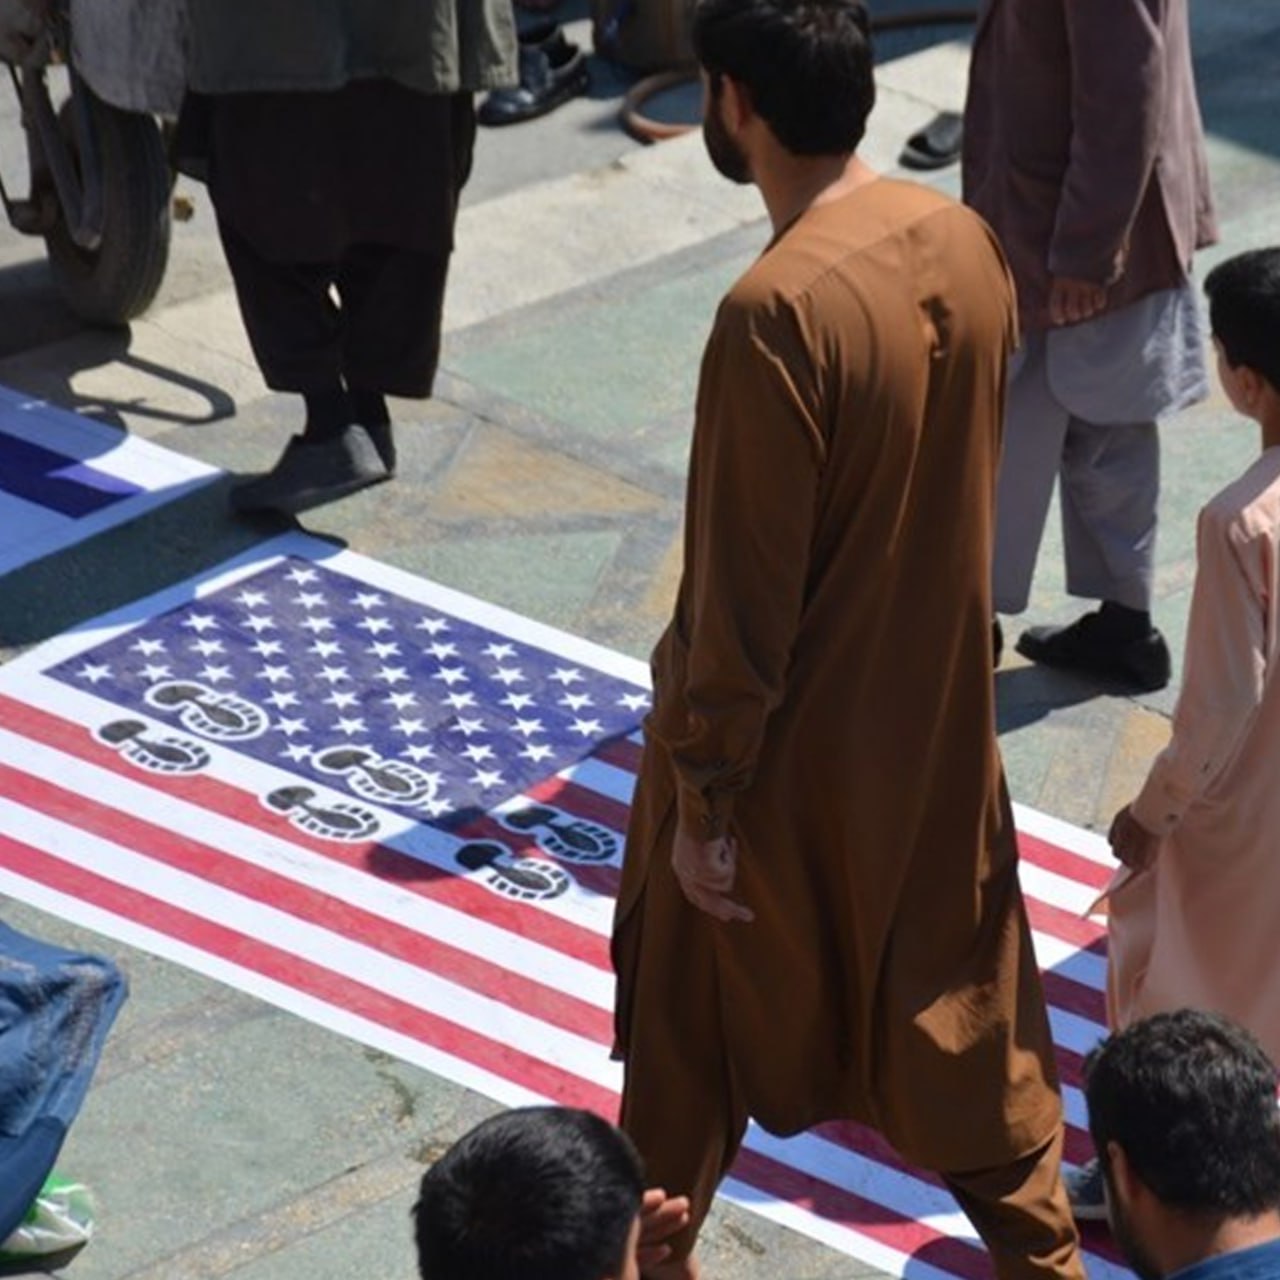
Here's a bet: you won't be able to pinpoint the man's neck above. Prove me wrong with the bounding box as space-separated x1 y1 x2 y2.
1258 409 1280 452
1251 380 1280 449
755 150 879 235
1160 1211 1280 1277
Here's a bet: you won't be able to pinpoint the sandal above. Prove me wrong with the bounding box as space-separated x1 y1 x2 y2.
899 110 963 171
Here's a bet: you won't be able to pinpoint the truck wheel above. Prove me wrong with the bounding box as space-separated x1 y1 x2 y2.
43 90 171 326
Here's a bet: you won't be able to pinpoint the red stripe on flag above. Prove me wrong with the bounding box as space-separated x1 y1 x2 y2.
527 774 632 832
1023 895 1107 955
1017 832 1112 893
0 692 614 970
1039 970 1106 1025
0 690 1114 1244
0 828 1045 1274
594 736 643 773
0 761 615 1045
0 830 619 1112
732 1147 991 1280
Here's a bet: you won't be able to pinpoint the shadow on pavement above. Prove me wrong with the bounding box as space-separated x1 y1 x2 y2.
995 664 1109 735
0 479 294 650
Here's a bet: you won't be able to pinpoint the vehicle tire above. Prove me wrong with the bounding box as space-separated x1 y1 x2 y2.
42 89 171 326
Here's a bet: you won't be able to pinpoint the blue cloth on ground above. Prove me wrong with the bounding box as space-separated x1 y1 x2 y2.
0 920 127 1241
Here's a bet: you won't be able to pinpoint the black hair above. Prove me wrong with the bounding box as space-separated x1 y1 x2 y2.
1204 247 1280 394
692 0 875 156
1084 1010 1280 1219
414 1106 644 1280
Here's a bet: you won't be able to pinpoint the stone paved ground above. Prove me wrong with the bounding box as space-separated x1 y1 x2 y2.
0 3 1277 1276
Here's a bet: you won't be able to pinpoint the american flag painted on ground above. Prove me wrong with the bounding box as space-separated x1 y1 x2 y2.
0 531 1127 1279
0 384 217 577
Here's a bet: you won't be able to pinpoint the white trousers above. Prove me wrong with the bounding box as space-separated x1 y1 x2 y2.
993 337 1159 616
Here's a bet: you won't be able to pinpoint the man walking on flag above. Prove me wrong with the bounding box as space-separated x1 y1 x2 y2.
611 2 1081 1277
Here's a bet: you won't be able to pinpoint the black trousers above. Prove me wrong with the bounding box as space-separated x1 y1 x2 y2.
218 224 452 397
204 82 475 398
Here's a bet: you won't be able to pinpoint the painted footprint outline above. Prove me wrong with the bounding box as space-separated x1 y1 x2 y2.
145 680 269 741
498 804 620 863
454 840 572 901
263 785 382 842
312 745 438 807
95 720 212 774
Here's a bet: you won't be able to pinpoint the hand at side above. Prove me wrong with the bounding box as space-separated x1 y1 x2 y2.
1109 803 1161 872
672 828 754 923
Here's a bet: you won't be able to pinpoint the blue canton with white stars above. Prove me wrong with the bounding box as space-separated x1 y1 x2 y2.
47 558 649 829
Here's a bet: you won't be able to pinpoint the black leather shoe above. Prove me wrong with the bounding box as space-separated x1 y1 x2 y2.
1015 611 1171 691
479 25 589 126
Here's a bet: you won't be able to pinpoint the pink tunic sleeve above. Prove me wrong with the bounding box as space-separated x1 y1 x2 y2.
1131 498 1269 835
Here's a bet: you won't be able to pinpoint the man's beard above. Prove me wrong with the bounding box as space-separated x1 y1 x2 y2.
702 89 751 185
1105 1167 1164 1280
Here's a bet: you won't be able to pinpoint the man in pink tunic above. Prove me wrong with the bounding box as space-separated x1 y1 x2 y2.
1086 248 1280 1217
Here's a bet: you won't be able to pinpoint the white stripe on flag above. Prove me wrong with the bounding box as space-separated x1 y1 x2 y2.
0 726 616 997
0 865 555 1115
0 799 624 1089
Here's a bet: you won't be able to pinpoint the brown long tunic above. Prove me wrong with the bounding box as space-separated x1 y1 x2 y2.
613 179 1063 1172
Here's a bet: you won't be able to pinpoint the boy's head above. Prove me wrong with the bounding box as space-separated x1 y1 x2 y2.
414 1106 645 1280
1204 248 1280 407
1083 1010 1280 1278
693 0 875 177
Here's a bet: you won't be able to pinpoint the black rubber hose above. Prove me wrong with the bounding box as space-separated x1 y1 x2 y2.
620 5 977 144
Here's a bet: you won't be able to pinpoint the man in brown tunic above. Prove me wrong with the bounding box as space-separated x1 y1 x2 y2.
611 3 1082 1278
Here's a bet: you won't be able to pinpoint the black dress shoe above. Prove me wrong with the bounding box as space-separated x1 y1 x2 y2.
479 25 589 126
1015 611 1171 691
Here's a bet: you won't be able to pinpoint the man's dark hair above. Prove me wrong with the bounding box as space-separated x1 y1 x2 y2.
1084 1010 1280 1219
414 1106 644 1280
1204 247 1280 394
692 0 875 156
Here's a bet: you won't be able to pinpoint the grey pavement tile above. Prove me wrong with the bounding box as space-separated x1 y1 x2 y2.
1190 0 1280 58
403 528 627 632
445 255 743 460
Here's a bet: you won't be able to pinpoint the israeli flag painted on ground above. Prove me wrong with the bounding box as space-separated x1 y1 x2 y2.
0 531 1130 1279
0 384 216 577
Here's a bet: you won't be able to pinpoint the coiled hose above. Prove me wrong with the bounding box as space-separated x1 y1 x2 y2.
619 6 977 144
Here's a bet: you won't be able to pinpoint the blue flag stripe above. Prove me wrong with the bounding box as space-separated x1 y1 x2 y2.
1 433 142 517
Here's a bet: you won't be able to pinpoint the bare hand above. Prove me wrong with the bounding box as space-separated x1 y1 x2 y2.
1108 804 1160 872
672 828 754 923
1048 275 1107 327
636 1188 692 1269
